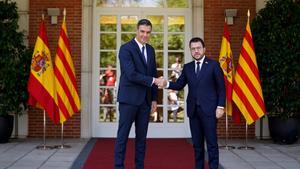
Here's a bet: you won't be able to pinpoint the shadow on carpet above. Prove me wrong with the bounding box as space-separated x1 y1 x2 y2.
72 138 213 169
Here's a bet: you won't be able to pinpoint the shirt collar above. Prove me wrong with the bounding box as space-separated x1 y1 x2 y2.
194 56 205 64
134 38 145 50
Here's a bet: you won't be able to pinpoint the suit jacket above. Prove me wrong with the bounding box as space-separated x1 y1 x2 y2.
117 39 158 105
169 57 225 117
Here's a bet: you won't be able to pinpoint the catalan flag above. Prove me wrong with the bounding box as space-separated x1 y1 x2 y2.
54 9 81 123
219 20 241 124
27 17 60 124
232 10 266 124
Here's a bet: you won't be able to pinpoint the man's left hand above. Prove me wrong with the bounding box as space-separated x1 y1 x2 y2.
151 101 157 113
216 108 224 119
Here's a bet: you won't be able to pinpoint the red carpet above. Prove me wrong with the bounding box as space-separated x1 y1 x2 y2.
83 138 209 169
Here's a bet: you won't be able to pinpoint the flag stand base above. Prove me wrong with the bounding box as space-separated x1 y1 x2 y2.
53 122 71 149
219 145 235 150
219 111 235 150
54 144 71 149
238 122 254 150
36 110 53 150
36 145 54 150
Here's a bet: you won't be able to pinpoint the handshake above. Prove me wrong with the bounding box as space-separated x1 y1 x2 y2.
154 76 168 89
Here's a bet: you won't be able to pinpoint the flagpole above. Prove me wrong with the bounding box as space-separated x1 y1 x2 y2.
53 8 71 149
36 110 53 150
63 8 66 22
219 100 235 150
35 14 53 150
219 17 235 150
238 122 254 150
54 122 71 149
237 10 254 151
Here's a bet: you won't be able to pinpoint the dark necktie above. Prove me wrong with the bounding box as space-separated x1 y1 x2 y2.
142 46 146 63
196 61 201 77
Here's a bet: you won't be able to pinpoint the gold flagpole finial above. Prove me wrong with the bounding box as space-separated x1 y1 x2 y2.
63 8 66 21
225 17 227 23
247 9 250 18
42 14 44 20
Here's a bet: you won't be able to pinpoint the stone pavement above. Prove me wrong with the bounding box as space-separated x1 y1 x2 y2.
218 139 300 169
0 138 299 169
0 138 88 169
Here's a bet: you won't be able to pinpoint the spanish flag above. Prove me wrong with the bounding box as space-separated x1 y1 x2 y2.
54 9 81 123
232 10 266 124
219 20 234 114
27 17 60 124
219 19 241 124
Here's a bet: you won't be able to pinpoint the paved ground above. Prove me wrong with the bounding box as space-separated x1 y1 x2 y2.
0 138 88 169
0 138 299 169
218 139 300 169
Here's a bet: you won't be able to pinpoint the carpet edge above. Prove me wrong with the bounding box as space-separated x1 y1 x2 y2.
70 138 97 169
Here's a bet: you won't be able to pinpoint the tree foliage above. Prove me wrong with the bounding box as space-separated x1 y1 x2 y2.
251 0 300 118
0 0 32 116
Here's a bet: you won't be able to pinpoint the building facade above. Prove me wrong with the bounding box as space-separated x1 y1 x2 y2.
14 0 269 139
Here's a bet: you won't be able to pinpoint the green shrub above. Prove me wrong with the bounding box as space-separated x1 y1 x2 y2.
252 0 300 119
0 0 32 116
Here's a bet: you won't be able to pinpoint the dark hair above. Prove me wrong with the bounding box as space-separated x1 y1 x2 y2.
137 19 152 29
189 37 205 48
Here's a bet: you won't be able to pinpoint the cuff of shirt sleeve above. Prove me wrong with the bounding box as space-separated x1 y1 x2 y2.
166 82 170 88
151 78 155 86
217 106 224 109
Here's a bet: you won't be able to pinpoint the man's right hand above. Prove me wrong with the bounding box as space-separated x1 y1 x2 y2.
154 77 167 89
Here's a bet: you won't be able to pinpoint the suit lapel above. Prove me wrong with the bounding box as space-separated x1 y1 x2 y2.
185 62 198 83
145 44 151 67
197 57 208 80
131 39 147 67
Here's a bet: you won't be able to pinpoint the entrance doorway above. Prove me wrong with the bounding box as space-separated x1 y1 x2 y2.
92 1 192 138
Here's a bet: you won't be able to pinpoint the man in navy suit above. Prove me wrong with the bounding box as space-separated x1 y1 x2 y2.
114 19 161 169
160 37 225 169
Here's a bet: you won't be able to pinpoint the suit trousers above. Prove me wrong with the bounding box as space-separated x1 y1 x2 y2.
189 105 219 169
114 100 151 169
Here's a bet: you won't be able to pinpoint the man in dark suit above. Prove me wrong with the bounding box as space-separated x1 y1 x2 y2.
160 37 225 169
114 19 161 169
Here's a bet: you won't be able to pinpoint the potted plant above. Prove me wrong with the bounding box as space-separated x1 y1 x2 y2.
251 0 300 144
0 0 32 143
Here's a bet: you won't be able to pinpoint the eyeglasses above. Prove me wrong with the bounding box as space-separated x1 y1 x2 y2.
190 47 203 52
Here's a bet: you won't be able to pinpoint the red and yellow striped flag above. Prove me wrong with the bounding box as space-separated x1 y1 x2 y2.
219 20 241 124
232 10 266 124
27 18 60 124
54 10 81 123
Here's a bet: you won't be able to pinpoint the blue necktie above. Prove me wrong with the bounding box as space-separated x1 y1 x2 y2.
142 46 147 63
196 61 201 77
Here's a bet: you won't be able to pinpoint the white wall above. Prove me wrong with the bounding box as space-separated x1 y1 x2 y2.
81 0 93 138
192 0 204 38
256 0 267 12
255 0 270 139
12 0 29 138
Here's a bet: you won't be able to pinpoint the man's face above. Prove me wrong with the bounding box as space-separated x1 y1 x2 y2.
136 25 152 45
190 41 205 61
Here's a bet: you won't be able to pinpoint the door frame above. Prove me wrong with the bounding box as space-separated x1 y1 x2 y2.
92 6 193 138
